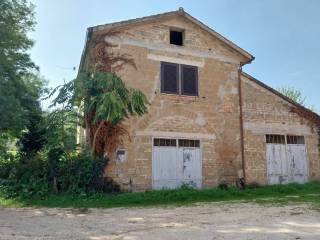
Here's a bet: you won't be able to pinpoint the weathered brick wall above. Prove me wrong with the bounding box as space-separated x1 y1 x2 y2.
91 15 246 191
241 74 320 184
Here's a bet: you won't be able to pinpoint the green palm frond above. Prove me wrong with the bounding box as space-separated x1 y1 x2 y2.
49 71 149 156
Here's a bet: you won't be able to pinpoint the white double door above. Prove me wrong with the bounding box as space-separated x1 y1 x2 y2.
266 143 308 184
152 140 202 190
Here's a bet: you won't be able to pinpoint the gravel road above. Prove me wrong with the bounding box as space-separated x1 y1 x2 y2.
0 202 319 240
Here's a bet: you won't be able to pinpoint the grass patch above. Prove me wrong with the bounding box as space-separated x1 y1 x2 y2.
1 182 320 209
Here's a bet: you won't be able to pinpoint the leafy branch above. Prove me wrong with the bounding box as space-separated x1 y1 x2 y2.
50 32 149 157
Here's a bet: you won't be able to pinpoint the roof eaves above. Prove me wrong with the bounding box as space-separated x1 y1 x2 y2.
78 27 93 73
182 11 254 62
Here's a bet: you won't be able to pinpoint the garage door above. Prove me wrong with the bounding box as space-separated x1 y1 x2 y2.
266 134 308 184
152 138 202 189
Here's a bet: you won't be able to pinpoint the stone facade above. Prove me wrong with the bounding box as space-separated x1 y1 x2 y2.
241 74 320 184
80 10 320 191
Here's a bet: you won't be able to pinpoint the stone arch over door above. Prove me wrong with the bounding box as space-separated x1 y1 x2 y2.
135 105 211 134
146 115 207 134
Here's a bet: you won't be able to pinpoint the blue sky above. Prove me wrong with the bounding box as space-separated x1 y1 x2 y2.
30 0 319 112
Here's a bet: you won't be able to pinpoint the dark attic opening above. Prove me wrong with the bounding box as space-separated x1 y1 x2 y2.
170 30 183 46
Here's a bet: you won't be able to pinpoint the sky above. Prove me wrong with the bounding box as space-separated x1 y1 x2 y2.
30 0 320 112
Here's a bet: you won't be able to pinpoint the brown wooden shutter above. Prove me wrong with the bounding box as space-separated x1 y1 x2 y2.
181 65 198 96
161 62 179 94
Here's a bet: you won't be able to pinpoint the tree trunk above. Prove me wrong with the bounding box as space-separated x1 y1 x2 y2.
53 177 58 194
92 121 104 155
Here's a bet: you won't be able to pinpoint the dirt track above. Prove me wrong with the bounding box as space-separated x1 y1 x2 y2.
0 202 319 240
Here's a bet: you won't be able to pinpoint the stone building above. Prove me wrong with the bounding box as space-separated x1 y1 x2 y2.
79 8 320 191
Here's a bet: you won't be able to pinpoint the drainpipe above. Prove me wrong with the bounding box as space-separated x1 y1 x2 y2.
238 65 246 184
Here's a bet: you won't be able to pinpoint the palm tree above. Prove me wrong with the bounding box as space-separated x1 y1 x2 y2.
76 71 148 156
50 31 149 157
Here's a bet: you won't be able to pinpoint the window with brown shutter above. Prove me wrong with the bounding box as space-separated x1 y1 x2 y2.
181 65 198 96
161 62 179 94
160 62 198 96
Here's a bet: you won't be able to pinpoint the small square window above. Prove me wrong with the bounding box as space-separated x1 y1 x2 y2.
153 138 176 147
116 149 126 162
170 30 183 46
266 134 285 144
178 139 200 148
287 135 305 144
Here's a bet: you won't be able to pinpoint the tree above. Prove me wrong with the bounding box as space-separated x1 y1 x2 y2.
44 109 78 154
50 31 149 157
44 109 79 193
18 110 46 163
17 73 48 163
0 0 37 136
51 71 149 157
278 86 317 112
278 86 306 106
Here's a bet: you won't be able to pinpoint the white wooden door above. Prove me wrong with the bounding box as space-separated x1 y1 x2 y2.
266 135 308 185
266 144 288 184
152 138 202 189
152 146 178 189
286 144 308 183
177 147 202 188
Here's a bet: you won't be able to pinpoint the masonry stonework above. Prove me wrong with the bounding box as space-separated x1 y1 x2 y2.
80 10 320 191
91 15 246 191
242 74 320 184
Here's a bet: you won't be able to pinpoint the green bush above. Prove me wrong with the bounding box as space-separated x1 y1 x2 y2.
0 154 49 198
0 153 17 179
55 153 111 194
0 151 118 198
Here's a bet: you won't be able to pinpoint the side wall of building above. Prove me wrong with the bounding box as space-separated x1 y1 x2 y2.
241 74 320 184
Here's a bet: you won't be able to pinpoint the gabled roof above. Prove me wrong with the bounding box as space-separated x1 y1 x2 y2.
241 72 320 124
89 7 254 63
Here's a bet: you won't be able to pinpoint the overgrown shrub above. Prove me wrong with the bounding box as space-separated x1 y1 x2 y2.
0 152 119 198
55 153 109 194
0 154 49 198
0 153 17 179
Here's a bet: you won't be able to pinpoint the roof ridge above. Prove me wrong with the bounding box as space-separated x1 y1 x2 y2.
92 8 181 32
